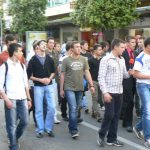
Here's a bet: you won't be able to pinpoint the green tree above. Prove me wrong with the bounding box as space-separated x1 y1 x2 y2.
71 0 140 30
9 0 48 37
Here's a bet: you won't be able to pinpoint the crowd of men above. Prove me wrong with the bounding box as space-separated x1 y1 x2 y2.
0 34 150 150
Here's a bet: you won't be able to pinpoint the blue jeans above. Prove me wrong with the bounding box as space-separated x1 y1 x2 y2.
135 83 150 140
65 90 83 134
34 85 55 133
5 99 29 150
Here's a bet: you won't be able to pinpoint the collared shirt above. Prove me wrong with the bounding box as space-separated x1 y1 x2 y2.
98 52 129 94
0 59 28 100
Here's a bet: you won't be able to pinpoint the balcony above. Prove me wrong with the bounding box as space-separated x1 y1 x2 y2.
47 0 70 7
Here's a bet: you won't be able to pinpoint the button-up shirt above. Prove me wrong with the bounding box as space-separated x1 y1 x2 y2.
0 59 28 100
98 52 129 94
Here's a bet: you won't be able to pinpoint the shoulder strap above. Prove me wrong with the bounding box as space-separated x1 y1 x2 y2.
20 63 24 70
3 62 8 90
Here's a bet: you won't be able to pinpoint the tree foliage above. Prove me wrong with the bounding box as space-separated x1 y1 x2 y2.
71 0 140 30
9 0 48 36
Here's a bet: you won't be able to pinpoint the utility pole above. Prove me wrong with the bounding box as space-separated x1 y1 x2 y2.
0 17 2 52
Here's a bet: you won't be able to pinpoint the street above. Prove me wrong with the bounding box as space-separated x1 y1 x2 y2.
0 99 147 150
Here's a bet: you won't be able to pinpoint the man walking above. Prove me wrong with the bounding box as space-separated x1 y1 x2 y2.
97 39 131 147
27 40 55 138
60 41 94 138
0 43 31 150
133 37 150 149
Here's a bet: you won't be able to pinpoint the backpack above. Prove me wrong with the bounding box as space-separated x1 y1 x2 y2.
3 62 24 91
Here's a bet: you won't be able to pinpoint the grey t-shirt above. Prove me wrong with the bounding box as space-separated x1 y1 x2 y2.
36 55 46 66
61 55 89 91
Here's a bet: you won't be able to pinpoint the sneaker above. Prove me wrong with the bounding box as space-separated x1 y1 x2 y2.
106 140 124 147
63 116 69 121
97 118 103 122
144 139 150 149
126 126 133 132
97 136 105 147
47 131 55 137
71 132 79 138
100 106 105 111
133 127 144 140
77 118 83 123
85 109 89 114
36 132 44 138
54 119 61 124
91 113 96 118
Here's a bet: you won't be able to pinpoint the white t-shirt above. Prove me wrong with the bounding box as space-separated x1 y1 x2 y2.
133 51 150 84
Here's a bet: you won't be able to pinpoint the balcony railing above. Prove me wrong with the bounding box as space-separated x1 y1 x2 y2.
47 0 70 7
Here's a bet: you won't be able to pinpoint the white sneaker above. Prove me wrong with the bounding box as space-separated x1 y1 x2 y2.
144 139 150 149
54 119 61 124
100 106 105 111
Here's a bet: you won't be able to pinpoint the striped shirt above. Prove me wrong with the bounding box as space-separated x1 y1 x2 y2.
98 52 129 94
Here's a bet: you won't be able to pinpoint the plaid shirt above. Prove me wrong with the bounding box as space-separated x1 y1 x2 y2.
98 52 129 94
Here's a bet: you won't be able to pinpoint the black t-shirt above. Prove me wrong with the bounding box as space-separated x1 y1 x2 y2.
80 52 92 60
88 56 101 81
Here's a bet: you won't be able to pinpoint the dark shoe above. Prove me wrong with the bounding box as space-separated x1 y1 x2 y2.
97 118 102 122
106 140 124 147
63 116 69 121
97 136 105 147
77 118 83 123
36 132 44 138
133 127 144 140
122 122 127 128
71 132 79 138
85 109 89 114
47 131 55 137
126 126 133 132
91 113 96 118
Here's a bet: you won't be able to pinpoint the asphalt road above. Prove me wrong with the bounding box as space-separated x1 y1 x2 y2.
0 99 147 150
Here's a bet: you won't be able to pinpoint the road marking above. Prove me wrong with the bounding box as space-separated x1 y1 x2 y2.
82 121 147 150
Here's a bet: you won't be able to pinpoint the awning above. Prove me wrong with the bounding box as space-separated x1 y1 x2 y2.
136 6 150 13
48 17 72 26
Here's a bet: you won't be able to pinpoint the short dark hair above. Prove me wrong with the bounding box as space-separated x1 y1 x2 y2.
144 37 150 48
47 37 55 43
66 42 72 51
37 40 46 46
93 44 102 51
71 41 80 49
99 41 109 49
80 40 88 46
8 43 22 57
125 36 135 43
32 40 38 50
111 39 125 50
5 34 15 44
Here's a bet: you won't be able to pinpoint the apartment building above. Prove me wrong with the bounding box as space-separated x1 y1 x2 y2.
45 0 82 44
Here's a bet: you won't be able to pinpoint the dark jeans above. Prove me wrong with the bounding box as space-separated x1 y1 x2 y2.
57 82 68 118
122 89 134 127
60 96 68 118
99 94 123 142
29 87 36 125
134 89 141 116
